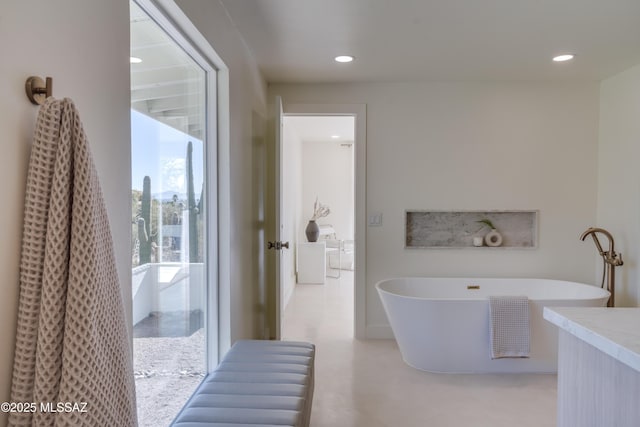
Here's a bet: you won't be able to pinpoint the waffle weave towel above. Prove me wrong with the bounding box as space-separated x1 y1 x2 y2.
9 98 137 426
489 296 531 359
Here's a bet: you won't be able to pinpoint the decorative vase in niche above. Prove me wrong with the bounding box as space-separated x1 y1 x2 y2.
305 220 320 242
484 229 503 247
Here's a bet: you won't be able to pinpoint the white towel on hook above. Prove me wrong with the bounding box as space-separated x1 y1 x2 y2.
488 296 531 359
9 98 138 426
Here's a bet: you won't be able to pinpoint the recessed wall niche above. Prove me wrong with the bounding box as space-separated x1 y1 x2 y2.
405 210 538 249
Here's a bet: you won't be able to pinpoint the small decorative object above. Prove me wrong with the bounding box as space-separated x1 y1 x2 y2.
306 197 330 242
484 229 503 247
473 236 484 247
477 218 503 247
305 220 320 242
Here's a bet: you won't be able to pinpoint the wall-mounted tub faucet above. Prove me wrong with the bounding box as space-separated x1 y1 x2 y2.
580 227 623 307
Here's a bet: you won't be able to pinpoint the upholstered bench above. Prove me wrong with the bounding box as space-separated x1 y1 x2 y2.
171 340 315 427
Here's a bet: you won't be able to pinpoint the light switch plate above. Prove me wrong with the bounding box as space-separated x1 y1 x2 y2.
368 212 383 227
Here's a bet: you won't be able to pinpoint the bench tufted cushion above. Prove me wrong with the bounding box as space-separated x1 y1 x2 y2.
170 340 315 427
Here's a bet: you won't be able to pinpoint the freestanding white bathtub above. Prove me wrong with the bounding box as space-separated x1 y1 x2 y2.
376 278 609 373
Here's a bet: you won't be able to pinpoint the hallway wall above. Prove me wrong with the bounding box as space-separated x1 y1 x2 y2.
301 139 355 242
282 118 303 308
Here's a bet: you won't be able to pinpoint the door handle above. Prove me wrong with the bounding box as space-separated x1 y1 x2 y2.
268 241 290 250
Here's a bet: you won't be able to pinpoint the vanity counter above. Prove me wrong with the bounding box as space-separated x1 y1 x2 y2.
543 307 640 372
544 307 640 427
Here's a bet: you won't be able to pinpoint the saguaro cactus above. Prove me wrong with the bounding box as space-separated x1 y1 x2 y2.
186 142 200 263
138 175 152 264
197 183 204 219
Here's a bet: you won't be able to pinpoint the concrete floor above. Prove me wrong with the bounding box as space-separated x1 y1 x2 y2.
282 271 557 427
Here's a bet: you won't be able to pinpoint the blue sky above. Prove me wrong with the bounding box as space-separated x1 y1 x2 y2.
131 110 204 197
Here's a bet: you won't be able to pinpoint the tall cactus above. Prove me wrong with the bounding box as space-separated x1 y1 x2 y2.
186 141 200 263
138 175 152 264
196 182 204 258
197 182 204 219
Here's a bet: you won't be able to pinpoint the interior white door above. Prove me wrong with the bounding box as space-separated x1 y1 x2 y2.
273 95 285 340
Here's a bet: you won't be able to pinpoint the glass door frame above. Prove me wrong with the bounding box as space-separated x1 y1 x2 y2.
132 0 230 370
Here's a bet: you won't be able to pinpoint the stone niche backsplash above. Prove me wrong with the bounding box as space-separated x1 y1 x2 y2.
405 210 538 248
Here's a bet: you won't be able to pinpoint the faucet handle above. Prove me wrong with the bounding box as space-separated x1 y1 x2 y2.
610 251 624 266
605 251 624 266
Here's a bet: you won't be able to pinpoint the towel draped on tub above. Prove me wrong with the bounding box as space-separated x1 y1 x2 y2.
9 98 138 427
488 295 531 359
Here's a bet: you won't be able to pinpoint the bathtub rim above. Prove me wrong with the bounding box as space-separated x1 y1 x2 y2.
375 276 611 303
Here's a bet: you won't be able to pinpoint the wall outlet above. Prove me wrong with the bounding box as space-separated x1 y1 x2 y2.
368 212 383 227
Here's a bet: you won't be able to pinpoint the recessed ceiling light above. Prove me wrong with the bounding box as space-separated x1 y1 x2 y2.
130 56 143 64
331 135 340 139
335 55 354 63
553 54 575 62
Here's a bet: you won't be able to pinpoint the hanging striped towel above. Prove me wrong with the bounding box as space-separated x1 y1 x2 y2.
488 296 530 359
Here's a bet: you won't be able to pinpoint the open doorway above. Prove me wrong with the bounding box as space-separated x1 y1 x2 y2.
280 115 356 338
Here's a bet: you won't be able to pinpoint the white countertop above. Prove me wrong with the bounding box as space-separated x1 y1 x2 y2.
543 307 640 373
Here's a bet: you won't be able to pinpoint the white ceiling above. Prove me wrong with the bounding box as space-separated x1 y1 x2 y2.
220 0 640 83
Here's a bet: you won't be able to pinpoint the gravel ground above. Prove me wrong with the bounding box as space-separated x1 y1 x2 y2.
133 328 206 427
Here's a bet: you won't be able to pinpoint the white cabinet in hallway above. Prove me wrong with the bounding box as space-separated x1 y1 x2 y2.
296 242 326 284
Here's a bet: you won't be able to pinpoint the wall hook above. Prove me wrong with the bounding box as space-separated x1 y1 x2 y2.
25 76 53 105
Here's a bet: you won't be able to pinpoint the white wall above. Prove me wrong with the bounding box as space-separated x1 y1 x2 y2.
270 82 600 336
0 0 131 423
597 64 640 307
301 140 355 242
282 119 303 307
175 0 269 343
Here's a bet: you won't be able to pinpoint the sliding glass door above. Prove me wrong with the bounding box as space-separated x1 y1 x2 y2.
130 1 215 425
